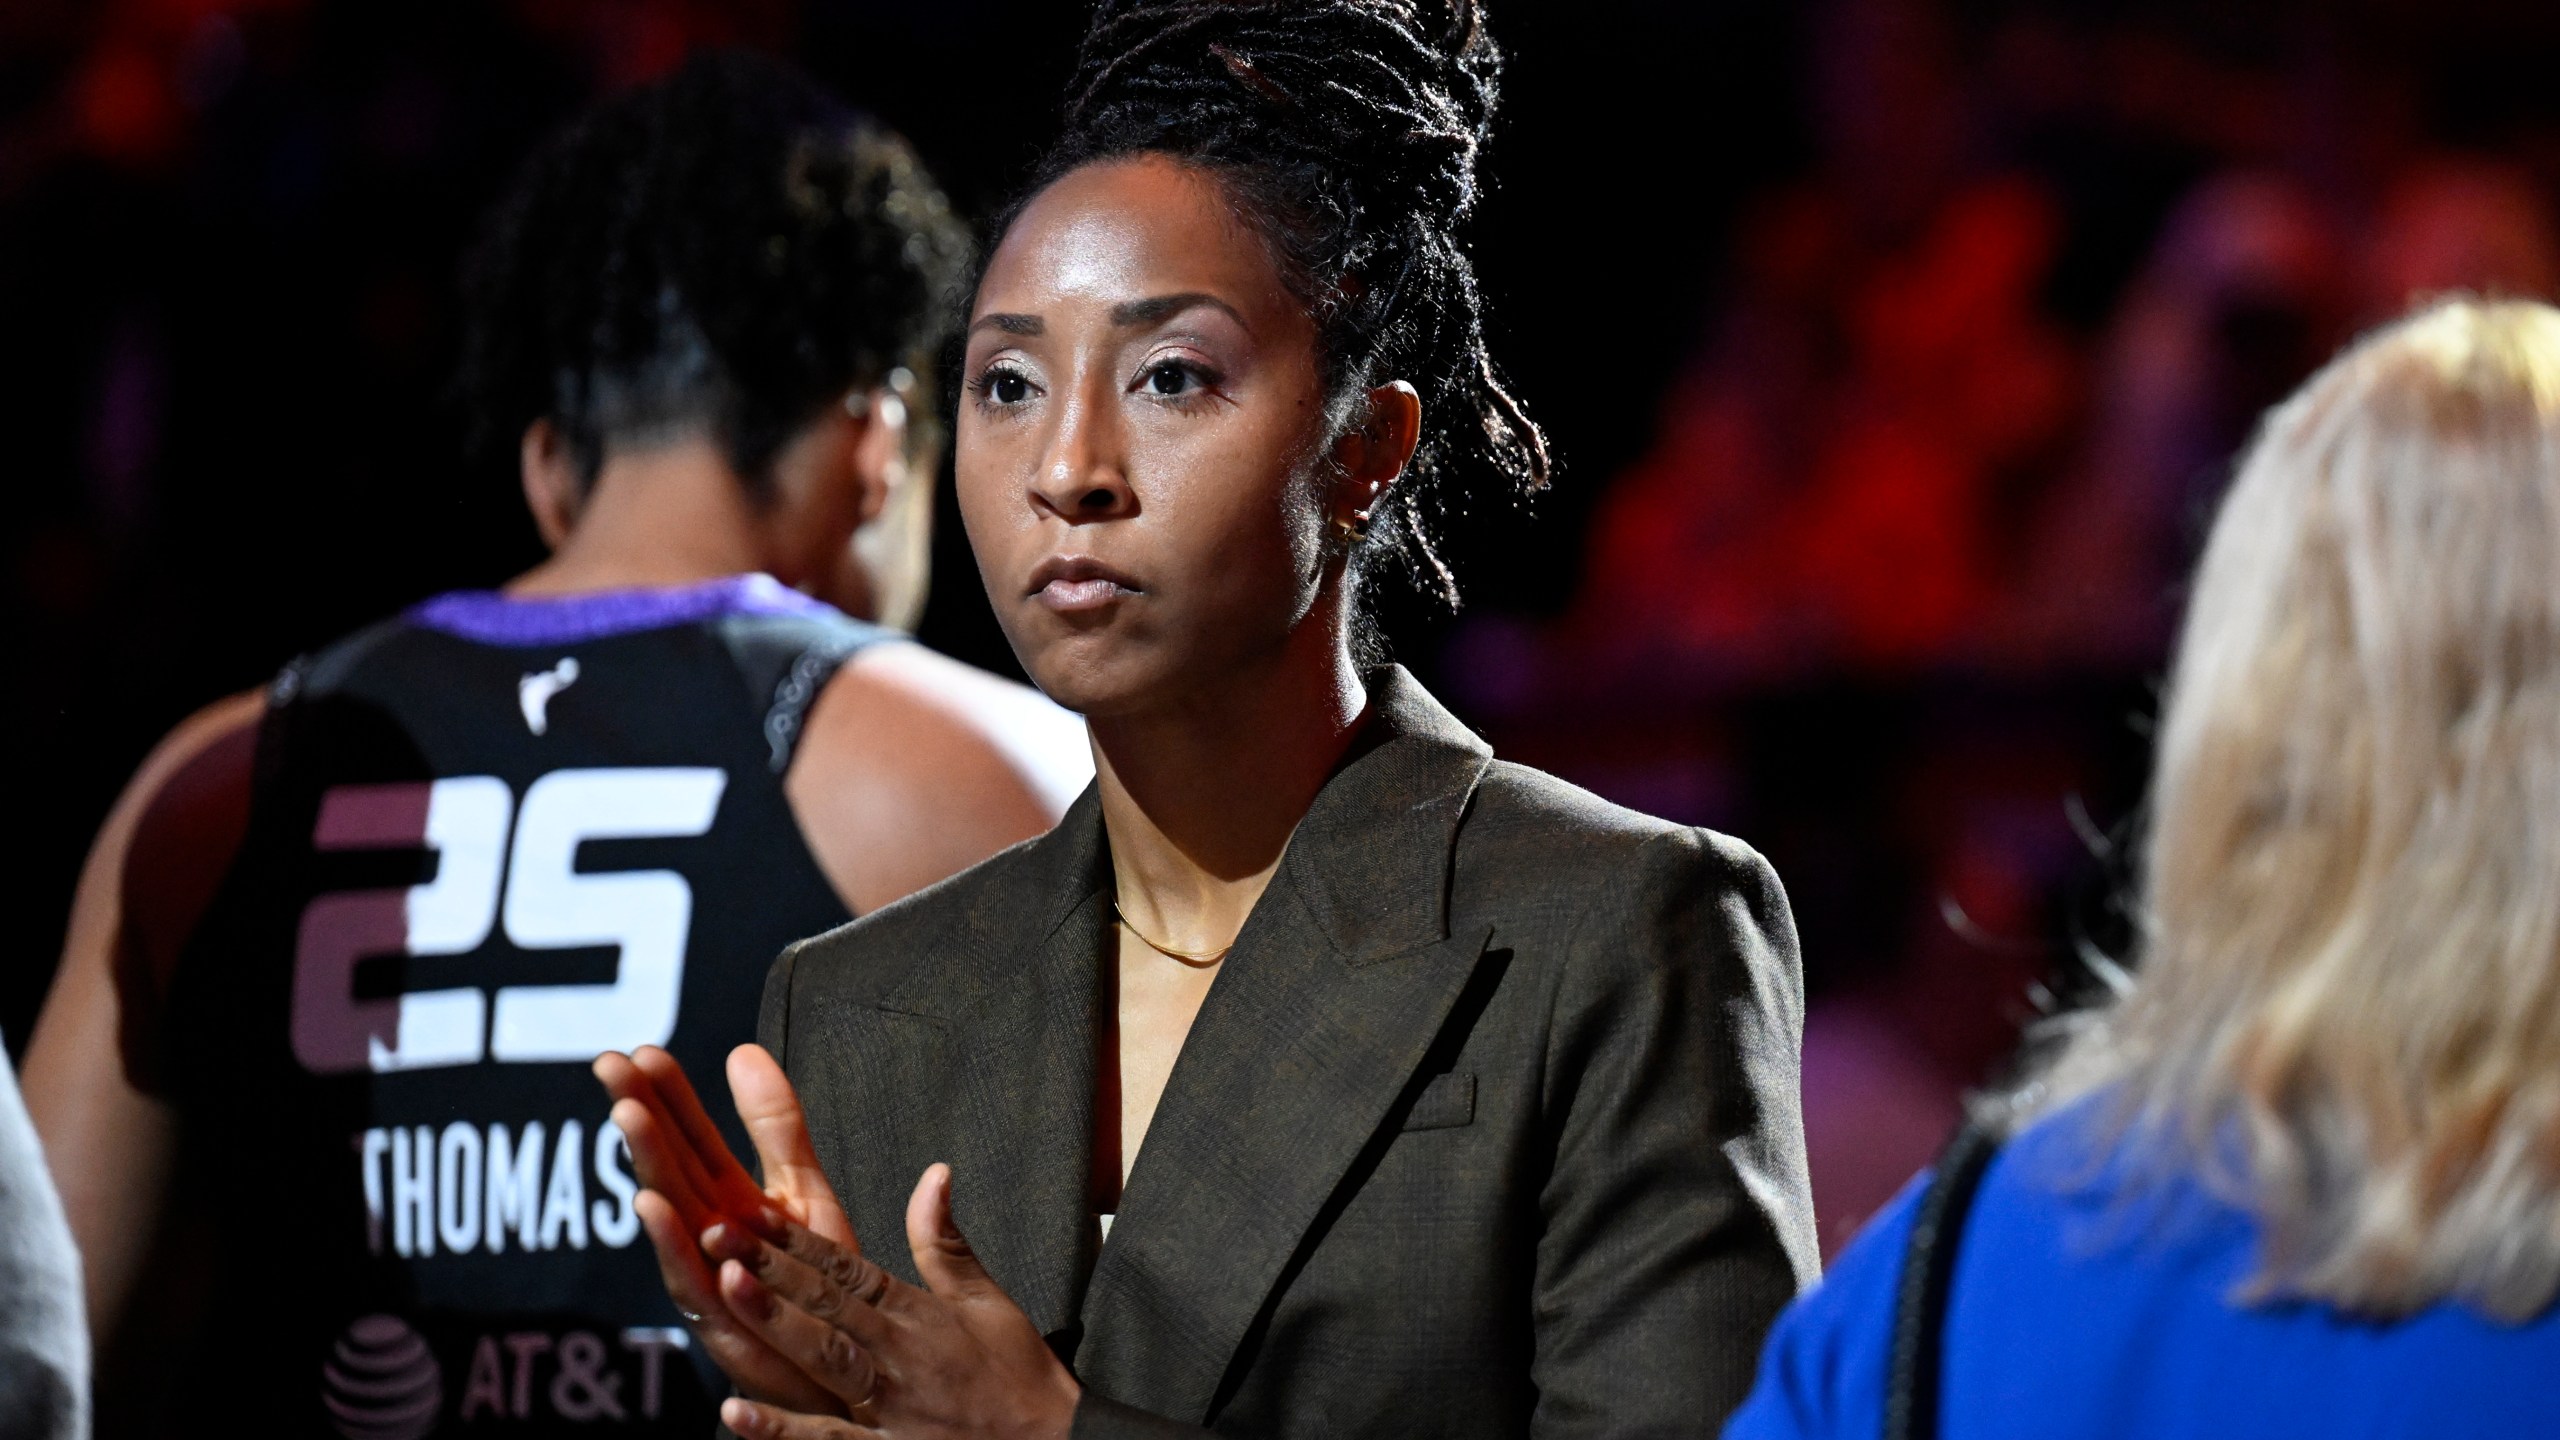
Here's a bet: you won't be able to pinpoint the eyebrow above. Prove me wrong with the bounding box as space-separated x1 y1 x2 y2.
966 292 1250 341
1110 292 1250 333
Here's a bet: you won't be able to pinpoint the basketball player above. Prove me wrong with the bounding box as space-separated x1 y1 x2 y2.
20 52 1086 1436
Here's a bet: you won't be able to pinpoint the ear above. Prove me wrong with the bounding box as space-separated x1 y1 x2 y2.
1333 380 1422 525
842 379 934 632
845 384 912 528
519 419 582 552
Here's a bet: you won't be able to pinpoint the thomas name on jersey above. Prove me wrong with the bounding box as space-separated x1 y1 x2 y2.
357 1114 642 1258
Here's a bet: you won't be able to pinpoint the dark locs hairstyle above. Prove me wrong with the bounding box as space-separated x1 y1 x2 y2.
457 50 971 493
1038 0 1549 608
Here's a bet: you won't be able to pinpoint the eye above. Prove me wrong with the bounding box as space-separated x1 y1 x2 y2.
970 362 1037 407
1141 359 1208 398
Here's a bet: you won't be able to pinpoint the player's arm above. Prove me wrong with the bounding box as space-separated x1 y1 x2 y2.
784 644 1091 914
21 690 262 1346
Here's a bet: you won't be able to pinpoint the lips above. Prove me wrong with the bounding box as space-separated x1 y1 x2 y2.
1028 555 1142 614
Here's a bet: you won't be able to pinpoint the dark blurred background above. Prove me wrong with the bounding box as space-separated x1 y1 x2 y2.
9 0 2560 1256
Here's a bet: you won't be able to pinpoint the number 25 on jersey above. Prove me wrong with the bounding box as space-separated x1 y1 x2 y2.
291 768 728 1075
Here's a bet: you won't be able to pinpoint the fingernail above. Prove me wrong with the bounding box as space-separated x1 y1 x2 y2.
721 1398 759 1436
939 1168 963 1240
752 1205 791 1242
701 1222 755 1261
721 1260 773 1318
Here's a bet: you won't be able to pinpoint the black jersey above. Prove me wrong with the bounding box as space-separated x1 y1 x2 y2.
159 576 884 1438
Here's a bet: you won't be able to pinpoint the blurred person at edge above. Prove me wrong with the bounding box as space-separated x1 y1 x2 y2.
0 1041 84 1440
1727 297 2560 1439
21 52 1087 1438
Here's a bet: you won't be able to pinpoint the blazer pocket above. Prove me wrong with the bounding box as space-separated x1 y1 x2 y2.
1401 1071 1476 1132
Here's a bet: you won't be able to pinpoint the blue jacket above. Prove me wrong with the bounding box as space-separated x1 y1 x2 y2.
1726 1106 2560 1440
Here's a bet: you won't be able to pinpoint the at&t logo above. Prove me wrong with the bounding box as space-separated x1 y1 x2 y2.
322 1315 442 1440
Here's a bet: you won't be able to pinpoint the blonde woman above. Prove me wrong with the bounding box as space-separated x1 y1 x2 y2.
1728 297 2560 1440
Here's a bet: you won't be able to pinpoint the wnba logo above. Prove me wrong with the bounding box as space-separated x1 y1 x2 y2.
322 1315 443 1440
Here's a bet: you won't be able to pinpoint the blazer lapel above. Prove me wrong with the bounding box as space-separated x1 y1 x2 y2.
880 789 1111 1341
1072 667 1497 1420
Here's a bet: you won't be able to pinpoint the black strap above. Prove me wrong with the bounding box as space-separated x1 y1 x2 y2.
760 630 879 774
706 610 898 774
1884 1119 2003 1440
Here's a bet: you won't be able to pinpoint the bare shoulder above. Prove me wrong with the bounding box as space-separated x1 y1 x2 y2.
825 643 1092 812
33 688 264 1080
115 690 266 922
784 643 1091 915
129 690 265 811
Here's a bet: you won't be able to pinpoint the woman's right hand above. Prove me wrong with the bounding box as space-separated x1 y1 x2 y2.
593 1043 858 1415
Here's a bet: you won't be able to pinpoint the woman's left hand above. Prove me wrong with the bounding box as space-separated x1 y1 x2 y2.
703 1160 1082 1440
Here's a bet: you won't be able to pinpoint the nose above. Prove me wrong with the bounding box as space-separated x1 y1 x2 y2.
1030 378 1136 523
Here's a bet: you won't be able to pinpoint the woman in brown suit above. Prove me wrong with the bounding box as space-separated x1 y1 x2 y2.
598 3 1817 1435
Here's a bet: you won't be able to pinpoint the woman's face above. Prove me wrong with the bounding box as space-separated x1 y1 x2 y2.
956 154 1342 717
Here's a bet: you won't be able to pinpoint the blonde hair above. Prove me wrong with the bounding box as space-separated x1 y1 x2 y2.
2030 297 2560 1320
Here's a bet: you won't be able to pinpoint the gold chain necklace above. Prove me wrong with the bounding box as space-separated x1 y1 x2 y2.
1113 901 1234 966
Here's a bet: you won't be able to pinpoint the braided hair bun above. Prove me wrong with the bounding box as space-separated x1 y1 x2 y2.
1038 0 1547 606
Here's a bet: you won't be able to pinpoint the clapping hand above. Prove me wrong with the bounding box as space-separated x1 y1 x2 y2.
594 1044 1081 1439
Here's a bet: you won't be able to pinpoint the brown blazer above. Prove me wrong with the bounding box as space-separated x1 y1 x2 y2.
759 667 1818 1438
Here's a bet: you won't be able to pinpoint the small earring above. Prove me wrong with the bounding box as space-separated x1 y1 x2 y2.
1334 510 1373 542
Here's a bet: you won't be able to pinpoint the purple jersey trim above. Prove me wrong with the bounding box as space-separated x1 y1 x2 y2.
405 572 839 647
